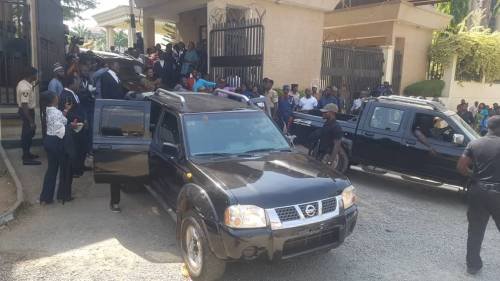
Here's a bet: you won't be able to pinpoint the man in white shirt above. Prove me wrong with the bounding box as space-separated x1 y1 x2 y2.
469 101 479 118
299 88 318 111
17 67 41 165
291 84 300 105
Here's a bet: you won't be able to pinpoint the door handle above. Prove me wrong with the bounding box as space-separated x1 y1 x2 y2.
97 144 112 149
364 132 374 137
406 140 417 146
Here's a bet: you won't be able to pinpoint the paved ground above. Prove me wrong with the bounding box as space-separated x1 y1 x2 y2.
0 158 15 214
0 146 499 281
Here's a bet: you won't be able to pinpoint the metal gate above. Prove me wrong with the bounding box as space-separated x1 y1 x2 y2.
392 50 403 95
0 0 30 105
209 17 264 87
321 44 384 104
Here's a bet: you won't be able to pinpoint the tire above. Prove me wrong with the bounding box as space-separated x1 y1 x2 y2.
180 211 226 281
321 147 349 174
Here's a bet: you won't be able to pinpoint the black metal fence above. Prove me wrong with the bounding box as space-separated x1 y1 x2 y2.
427 60 444 80
321 44 384 103
209 18 264 88
0 0 30 105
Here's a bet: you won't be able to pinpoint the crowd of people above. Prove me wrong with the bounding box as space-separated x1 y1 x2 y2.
457 99 500 136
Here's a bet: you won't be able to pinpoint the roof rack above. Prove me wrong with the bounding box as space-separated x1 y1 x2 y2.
214 89 250 102
379 95 440 110
155 88 186 105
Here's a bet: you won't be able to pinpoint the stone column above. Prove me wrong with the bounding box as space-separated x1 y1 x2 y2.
105 26 114 51
142 17 155 52
381 45 395 84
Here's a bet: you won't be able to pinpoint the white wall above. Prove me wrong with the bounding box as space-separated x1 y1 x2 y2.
441 81 500 110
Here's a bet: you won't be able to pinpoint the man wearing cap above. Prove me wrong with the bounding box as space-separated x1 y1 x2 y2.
457 115 500 275
308 103 343 164
17 67 41 165
48 63 65 96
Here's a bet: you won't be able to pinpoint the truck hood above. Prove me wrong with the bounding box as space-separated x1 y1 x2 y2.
191 152 351 209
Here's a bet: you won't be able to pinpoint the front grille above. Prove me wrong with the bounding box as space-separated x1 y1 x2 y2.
321 198 337 214
298 202 319 218
275 206 300 222
282 228 339 257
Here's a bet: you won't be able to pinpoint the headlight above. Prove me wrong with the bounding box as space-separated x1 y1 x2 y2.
224 205 267 229
342 186 356 209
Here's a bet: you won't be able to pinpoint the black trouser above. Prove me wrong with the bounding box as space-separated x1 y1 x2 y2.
466 184 500 268
110 183 121 205
72 130 86 175
57 153 73 201
20 108 35 159
40 136 63 203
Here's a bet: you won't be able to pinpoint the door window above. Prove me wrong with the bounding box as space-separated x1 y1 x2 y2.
369 107 404 132
158 112 180 145
412 113 455 143
100 106 145 137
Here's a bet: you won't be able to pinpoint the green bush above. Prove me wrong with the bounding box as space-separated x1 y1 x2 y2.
403 80 445 97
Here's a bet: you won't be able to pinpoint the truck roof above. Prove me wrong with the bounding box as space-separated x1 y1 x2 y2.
373 96 449 112
149 92 257 113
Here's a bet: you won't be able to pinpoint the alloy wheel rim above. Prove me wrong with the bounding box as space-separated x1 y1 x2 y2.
185 225 203 275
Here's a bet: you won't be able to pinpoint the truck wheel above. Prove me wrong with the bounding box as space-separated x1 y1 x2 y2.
322 147 349 174
180 212 226 281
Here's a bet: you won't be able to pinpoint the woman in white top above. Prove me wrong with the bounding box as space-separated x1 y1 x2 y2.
40 92 70 204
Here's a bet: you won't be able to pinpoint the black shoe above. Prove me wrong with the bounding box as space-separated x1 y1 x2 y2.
28 153 39 159
110 204 121 213
467 265 482 275
23 159 41 165
58 197 75 205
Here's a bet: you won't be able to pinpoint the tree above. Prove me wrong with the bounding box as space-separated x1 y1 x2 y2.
162 22 178 44
114 30 128 51
61 0 97 21
437 0 470 27
71 24 91 40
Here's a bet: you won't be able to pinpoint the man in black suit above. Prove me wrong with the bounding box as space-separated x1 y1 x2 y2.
100 61 124 99
153 51 178 89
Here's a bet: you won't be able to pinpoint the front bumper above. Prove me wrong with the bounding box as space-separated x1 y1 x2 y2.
218 206 358 261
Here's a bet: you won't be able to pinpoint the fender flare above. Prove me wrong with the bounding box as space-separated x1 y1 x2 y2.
176 183 227 259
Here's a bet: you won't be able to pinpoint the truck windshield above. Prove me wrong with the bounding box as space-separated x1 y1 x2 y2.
449 114 480 141
183 111 290 157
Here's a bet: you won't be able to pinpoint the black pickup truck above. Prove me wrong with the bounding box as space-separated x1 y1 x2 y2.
291 96 480 187
92 90 358 281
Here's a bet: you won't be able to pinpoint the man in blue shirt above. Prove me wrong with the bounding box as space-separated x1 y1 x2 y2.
48 63 65 96
277 85 295 133
318 87 339 109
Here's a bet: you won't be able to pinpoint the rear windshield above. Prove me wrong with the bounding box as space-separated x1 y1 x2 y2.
183 111 290 157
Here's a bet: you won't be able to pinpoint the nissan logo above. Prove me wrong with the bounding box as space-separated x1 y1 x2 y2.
305 205 317 217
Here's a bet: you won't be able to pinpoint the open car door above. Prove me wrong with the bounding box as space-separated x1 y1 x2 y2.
93 99 151 185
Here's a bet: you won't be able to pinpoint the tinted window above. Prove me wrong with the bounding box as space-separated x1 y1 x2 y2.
413 113 455 143
100 106 144 137
184 111 290 156
370 107 404 132
158 111 180 144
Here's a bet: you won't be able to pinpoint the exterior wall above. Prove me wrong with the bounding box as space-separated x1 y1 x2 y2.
208 0 324 88
178 8 207 44
393 23 432 91
440 82 500 111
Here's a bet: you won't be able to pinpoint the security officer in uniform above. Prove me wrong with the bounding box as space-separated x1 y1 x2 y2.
16 67 41 165
307 103 343 163
457 115 500 275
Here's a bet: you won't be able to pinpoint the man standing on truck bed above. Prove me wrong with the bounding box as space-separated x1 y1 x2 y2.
308 103 343 163
457 115 500 275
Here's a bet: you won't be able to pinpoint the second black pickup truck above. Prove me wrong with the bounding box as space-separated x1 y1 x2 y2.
291 96 480 187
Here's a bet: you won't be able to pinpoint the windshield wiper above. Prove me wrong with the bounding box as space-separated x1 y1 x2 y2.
244 148 291 154
192 152 233 158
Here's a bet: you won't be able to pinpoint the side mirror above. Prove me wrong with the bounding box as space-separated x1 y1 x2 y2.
162 142 179 158
453 134 465 146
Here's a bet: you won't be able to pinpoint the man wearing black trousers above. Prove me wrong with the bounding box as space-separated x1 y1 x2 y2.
457 115 500 275
16 67 41 165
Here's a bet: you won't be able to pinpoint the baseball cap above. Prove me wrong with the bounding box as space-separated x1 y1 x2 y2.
320 103 339 113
